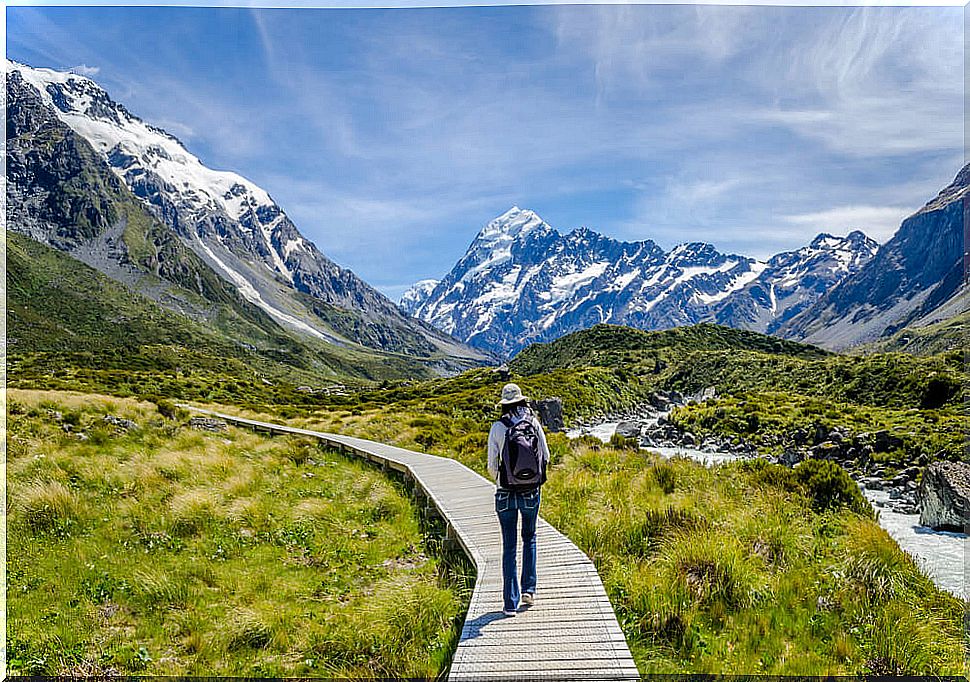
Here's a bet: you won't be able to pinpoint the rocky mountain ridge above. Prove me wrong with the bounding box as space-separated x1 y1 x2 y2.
780 163 970 349
403 207 878 356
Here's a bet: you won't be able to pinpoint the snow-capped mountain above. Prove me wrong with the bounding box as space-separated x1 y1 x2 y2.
406 208 879 356
7 60 486 366
713 231 878 334
400 279 440 315
780 164 970 349
406 207 877 356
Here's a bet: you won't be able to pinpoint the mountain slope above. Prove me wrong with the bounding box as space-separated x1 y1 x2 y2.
713 231 878 333
7 60 487 369
780 164 970 349
406 207 876 356
6 230 403 384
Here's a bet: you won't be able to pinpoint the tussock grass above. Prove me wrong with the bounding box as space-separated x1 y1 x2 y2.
660 530 764 610
16 479 85 533
130 569 190 610
839 516 927 604
8 389 470 677
538 443 966 675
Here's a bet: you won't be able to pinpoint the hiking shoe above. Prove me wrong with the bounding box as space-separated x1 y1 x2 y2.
521 593 535 606
502 608 517 617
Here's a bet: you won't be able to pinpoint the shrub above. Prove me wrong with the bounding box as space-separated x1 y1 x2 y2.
223 609 272 651
572 435 603 451
283 438 317 465
661 531 763 611
154 399 185 421
841 517 921 603
544 432 571 466
794 459 871 516
167 488 218 537
920 376 959 410
864 602 961 674
609 433 637 450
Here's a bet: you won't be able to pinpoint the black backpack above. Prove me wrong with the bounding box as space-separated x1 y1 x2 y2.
499 415 546 491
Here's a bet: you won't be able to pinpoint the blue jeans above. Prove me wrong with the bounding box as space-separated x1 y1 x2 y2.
495 488 540 612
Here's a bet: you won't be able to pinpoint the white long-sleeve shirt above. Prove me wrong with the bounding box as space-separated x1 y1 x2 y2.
487 409 551 488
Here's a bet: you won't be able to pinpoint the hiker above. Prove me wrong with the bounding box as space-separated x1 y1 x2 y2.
488 382 550 616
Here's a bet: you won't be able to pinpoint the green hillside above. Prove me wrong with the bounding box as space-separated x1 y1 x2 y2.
510 323 964 412
7 232 466 401
511 323 829 374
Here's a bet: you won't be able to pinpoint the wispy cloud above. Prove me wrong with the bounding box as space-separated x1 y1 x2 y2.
70 63 99 76
783 205 913 243
7 5 963 294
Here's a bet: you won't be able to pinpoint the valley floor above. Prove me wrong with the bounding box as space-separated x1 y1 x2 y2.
9 381 968 677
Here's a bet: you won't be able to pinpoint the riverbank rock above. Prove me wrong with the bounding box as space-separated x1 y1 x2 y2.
535 397 564 432
779 448 804 467
615 421 641 439
189 416 229 434
918 461 970 531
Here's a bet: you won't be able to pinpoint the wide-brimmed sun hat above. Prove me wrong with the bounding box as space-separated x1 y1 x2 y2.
499 382 529 405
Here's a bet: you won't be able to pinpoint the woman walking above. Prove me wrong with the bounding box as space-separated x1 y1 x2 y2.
487 383 551 616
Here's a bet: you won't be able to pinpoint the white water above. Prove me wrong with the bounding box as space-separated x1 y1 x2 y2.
864 488 967 600
567 420 968 600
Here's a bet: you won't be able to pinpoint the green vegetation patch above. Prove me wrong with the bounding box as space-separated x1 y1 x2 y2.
669 391 966 470
539 443 965 675
282 390 966 675
8 390 469 677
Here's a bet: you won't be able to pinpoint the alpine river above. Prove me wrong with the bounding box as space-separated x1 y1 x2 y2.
567 421 967 601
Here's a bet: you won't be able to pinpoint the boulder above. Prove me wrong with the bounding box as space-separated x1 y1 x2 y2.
779 448 803 467
615 421 641 439
813 442 842 460
812 422 828 445
535 397 565 432
697 386 717 402
189 416 229 434
681 431 697 446
901 466 920 480
649 393 671 410
873 430 904 453
918 461 970 531
103 414 138 431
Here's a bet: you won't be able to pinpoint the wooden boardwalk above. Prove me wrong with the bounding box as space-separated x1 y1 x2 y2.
187 407 640 681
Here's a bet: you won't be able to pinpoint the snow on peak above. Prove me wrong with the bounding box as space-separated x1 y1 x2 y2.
10 60 275 223
400 279 440 311
9 60 306 287
475 206 549 243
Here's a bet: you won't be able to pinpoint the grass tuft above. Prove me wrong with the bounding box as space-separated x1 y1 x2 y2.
17 480 84 533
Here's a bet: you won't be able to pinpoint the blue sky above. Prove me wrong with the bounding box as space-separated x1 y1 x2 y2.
7 4 964 299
